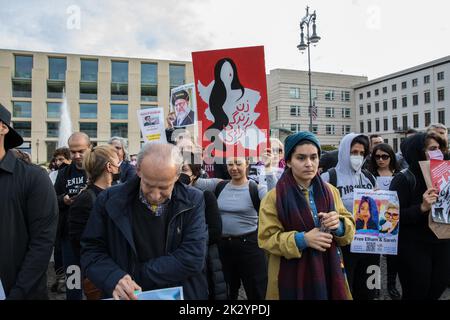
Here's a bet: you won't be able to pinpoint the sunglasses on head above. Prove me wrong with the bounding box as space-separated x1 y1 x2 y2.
385 211 399 219
375 154 390 161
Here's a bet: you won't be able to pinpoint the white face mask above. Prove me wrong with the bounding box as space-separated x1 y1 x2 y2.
350 155 364 171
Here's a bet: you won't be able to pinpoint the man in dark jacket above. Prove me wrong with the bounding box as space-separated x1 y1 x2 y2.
81 143 208 300
0 104 58 299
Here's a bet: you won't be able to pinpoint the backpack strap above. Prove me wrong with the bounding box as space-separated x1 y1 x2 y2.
214 180 230 199
328 168 337 187
362 168 377 187
248 180 261 213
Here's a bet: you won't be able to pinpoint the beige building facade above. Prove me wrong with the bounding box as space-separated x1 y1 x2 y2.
267 69 367 146
0 49 193 163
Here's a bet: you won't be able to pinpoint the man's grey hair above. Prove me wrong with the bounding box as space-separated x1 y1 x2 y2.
108 136 129 161
428 123 448 133
137 143 183 175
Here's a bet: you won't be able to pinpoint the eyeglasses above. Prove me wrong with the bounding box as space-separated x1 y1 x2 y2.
375 154 390 161
272 148 284 154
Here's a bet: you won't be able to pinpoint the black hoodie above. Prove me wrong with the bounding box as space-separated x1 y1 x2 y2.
390 133 448 245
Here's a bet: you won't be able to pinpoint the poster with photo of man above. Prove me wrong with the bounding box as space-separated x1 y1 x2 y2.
170 83 197 127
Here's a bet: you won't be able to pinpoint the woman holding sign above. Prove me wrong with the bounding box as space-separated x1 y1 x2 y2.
258 132 356 300
390 132 450 300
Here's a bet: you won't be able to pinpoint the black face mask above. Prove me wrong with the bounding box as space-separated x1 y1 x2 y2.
112 172 121 183
178 173 191 185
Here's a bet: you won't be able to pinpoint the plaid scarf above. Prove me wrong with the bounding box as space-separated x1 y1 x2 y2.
276 168 351 300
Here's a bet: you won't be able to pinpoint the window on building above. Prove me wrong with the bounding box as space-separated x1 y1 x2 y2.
424 91 431 104
412 78 418 87
111 104 128 120
341 91 351 102
80 59 98 81
383 118 388 131
425 112 431 127
424 75 430 84
360 121 364 133
12 121 31 138
375 119 380 132
393 138 399 153
438 110 445 125
47 102 61 118
111 123 128 138
383 100 388 111
413 113 419 128
325 90 335 101
367 103 371 114
312 124 318 134
289 87 300 99
437 72 444 81
12 101 31 118
79 122 97 138
375 89 379 96
275 106 278 121
359 93 363 100
47 80 65 99
382 87 387 94
366 91 371 98
15 55 33 78
141 63 158 102
80 59 98 100
290 105 301 116
367 120 372 133
12 79 32 98
326 125 335 135
342 108 351 118
325 107 335 118
393 116 398 130
392 84 397 92
375 102 380 113
47 122 59 137
48 57 66 80
392 98 397 110
290 124 301 132
80 103 97 119
312 89 318 100
402 96 408 108
344 125 351 135
402 81 407 89
438 88 445 101
413 94 418 106
111 61 128 100
46 141 57 163
169 64 185 90
359 104 364 115
402 115 408 130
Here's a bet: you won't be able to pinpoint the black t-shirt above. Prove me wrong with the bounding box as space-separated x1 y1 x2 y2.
131 196 171 262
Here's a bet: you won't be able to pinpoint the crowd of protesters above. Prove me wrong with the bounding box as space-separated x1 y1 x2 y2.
1 101 449 301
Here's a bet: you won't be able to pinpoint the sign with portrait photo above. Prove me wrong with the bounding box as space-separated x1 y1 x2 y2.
137 107 167 143
170 83 197 128
350 188 400 255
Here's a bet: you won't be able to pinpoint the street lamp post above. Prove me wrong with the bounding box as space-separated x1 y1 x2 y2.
297 6 321 133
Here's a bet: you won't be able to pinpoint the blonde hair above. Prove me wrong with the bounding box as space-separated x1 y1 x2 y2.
385 203 399 212
83 145 117 184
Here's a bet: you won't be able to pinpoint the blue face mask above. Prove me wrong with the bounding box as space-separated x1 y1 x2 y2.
428 149 444 161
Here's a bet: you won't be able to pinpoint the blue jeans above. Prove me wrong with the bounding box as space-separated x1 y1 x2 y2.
61 236 83 300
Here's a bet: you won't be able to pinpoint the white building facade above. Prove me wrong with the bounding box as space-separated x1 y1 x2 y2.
354 56 450 153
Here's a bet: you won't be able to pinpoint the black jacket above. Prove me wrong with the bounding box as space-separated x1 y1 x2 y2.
80 176 209 299
54 162 87 237
390 133 449 245
0 150 58 299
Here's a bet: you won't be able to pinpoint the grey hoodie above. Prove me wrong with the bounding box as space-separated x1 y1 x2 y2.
321 133 377 212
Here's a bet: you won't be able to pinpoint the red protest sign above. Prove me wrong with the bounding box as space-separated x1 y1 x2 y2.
192 46 269 159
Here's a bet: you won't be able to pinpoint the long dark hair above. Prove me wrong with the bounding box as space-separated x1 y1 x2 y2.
369 143 398 175
207 58 244 134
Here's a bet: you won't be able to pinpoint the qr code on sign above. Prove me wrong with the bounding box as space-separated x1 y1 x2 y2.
366 242 376 253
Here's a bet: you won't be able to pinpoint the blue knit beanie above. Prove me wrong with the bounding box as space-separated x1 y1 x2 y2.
284 131 321 161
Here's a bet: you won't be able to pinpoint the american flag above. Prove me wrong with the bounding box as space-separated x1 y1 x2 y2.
310 103 318 120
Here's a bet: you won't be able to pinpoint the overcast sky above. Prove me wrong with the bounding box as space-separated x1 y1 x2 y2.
1 0 449 80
